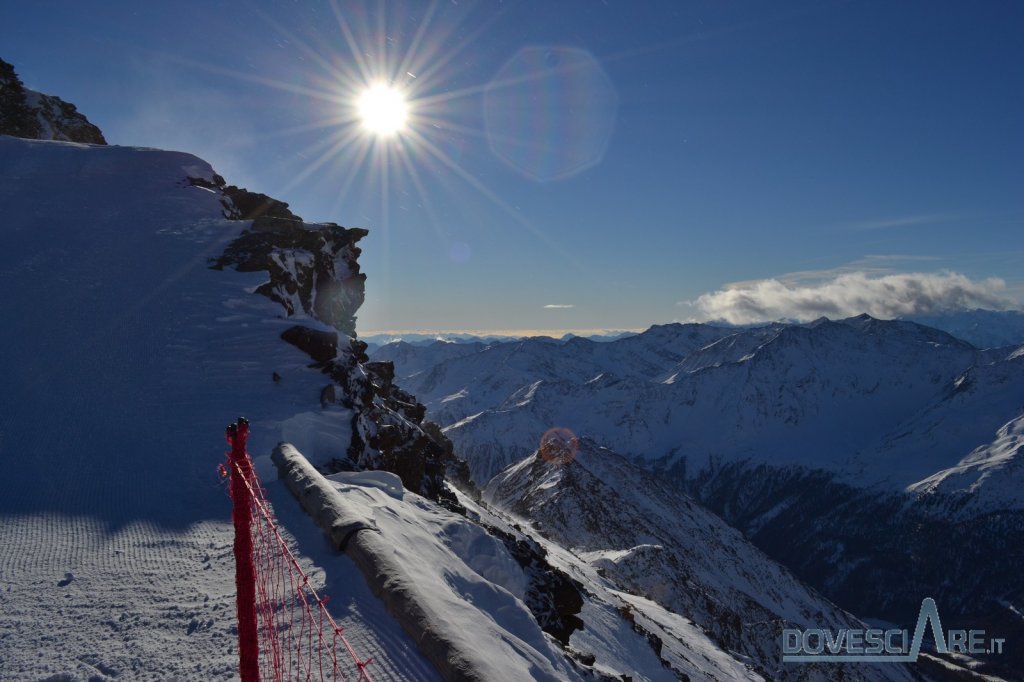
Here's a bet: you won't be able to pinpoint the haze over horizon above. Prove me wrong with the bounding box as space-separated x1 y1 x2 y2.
3 0 1021 333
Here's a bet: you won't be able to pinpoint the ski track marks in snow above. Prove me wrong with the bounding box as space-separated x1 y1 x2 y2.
0 517 239 680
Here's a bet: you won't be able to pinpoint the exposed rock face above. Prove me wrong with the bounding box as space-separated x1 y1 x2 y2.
188 174 298 222
480 521 584 646
280 326 338 365
206 174 470 503
0 59 106 144
328 346 472 503
209 196 366 336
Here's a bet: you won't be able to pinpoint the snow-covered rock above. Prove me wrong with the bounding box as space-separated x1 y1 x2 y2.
1 58 106 144
281 440 900 680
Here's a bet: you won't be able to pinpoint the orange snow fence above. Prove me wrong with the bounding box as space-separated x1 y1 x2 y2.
225 417 374 682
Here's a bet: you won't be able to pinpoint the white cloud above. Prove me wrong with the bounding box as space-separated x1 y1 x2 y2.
747 256 946 289
839 214 953 231
860 254 943 263
543 304 575 309
689 271 1016 325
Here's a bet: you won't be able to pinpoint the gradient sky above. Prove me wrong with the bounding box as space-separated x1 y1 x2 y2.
3 1 1022 334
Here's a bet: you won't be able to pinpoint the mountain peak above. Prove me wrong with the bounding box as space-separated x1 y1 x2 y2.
0 58 106 144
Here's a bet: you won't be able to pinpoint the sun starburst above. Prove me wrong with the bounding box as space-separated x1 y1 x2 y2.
356 83 408 136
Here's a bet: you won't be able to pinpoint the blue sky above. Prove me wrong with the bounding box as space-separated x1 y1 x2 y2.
3 1 1022 333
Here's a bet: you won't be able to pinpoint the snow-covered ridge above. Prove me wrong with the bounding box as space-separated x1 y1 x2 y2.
1 58 106 144
485 440 915 681
378 315 1024 512
274 443 579 682
277 440 907 680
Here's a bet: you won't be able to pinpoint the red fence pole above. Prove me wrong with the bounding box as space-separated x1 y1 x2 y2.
228 417 261 682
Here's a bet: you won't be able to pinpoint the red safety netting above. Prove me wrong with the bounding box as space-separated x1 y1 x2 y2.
225 418 374 682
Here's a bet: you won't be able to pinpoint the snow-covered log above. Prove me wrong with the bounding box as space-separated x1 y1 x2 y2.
273 443 539 682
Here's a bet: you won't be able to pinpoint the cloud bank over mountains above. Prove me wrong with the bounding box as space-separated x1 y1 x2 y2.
688 271 1017 325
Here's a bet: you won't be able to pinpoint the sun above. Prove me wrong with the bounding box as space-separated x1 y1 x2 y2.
356 83 408 136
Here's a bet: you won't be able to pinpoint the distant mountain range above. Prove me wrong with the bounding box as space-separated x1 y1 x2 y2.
365 308 1024 353
485 438 917 680
362 329 637 351
374 314 1024 677
901 309 1024 349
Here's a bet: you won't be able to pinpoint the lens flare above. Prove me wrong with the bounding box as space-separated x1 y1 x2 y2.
539 427 578 466
484 46 618 182
357 83 408 136
449 241 471 263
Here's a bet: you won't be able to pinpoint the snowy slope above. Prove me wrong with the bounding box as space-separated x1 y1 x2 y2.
280 442 797 681
893 352 1024 518
484 441 915 682
311 461 583 681
0 137 437 680
903 309 1024 349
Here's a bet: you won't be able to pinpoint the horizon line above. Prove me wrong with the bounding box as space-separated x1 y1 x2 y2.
359 327 650 338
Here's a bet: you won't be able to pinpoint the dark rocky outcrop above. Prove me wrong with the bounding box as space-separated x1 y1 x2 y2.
481 522 585 646
0 60 38 139
188 174 297 222
0 58 106 144
327 347 472 504
206 173 471 504
202 175 366 336
280 326 338 364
